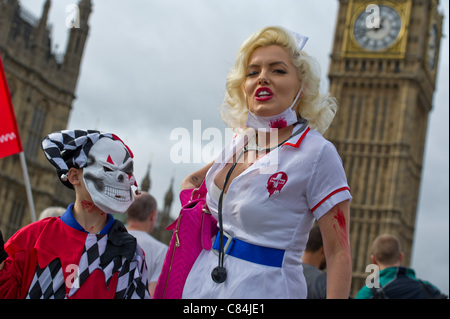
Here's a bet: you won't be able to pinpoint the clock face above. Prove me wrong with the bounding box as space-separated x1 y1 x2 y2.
427 24 438 70
353 5 402 51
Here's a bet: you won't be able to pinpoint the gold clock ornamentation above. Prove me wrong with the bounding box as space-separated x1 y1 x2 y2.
342 0 412 59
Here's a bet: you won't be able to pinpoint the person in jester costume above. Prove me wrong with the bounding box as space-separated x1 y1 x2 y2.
0 130 150 299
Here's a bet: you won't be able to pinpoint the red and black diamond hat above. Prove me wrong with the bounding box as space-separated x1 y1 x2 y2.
41 129 134 189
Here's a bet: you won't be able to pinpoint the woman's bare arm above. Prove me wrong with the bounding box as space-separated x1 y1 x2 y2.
181 161 214 190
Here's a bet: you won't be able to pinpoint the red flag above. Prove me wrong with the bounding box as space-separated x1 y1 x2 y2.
0 54 23 158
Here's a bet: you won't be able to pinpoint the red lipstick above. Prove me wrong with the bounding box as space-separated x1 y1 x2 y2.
255 87 273 101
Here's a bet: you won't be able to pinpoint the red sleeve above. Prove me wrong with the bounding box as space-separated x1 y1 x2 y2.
0 221 46 299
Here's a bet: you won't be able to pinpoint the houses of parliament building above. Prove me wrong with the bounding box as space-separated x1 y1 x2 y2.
0 0 443 296
0 0 175 243
0 0 93 238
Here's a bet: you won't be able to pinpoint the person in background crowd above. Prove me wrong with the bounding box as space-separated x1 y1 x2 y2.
38 206 65 220
356 234 447 299
126 191 168 297
302 226 327 299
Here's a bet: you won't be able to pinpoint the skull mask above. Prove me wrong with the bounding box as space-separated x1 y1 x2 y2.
83 137 135 214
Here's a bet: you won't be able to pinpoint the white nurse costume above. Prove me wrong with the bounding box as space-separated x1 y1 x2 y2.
182 124 351 298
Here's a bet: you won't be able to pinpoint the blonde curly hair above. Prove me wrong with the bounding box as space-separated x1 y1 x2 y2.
219 26 337 134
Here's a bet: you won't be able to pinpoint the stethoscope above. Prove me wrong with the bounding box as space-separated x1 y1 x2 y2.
211 119 309 283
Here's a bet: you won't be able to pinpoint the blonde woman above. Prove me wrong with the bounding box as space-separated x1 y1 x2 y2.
181 26 352 299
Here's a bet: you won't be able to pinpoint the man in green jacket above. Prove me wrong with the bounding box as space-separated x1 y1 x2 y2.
356 234 446 299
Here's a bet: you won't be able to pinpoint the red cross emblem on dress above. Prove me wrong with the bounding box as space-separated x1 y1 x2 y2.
266 172 288 197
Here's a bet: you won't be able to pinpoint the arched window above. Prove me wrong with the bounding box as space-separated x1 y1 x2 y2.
25 100 48 158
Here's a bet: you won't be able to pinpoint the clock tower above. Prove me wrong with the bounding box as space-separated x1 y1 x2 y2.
326 0 443 295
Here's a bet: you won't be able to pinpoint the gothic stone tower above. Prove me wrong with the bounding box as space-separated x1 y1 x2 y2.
0 0 92 238
152 176 175 245
326 0 443 295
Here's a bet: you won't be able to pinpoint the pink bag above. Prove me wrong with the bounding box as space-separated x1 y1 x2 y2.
153 181 218 299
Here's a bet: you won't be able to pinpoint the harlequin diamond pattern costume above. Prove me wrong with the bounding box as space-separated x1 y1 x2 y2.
0 130 149 299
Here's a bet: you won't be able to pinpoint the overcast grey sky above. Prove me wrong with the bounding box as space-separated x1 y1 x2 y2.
21 0 449 295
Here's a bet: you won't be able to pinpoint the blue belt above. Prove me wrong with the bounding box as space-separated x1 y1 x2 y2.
212 232 285 267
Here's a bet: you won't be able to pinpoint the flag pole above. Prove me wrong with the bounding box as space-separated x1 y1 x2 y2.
19 152 36 222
